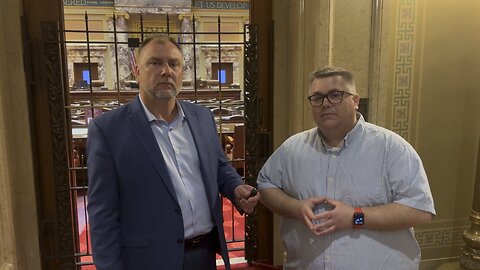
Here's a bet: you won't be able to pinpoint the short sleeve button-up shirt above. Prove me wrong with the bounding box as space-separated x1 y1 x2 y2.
257 114 435 270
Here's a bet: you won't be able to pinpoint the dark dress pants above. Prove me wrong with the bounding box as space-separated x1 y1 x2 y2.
183 229 219 270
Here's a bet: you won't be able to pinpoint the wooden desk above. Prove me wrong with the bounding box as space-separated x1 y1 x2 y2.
68 88 242 104
71 123 245 180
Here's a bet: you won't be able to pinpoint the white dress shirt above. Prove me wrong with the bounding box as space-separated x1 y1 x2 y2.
140 98 214 239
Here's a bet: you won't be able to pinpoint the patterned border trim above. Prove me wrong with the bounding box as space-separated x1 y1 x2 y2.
416 226 468 248
392 0 416 139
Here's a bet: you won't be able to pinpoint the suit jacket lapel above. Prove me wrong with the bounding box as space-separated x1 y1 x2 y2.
126 97 179 204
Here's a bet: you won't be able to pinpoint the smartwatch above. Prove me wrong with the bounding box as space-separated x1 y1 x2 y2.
353 207 364 228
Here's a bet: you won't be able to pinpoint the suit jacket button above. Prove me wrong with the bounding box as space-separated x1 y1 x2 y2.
175 208 181 215
177 239 183 244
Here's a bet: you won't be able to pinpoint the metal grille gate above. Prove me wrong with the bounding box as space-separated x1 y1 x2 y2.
41 12 260 269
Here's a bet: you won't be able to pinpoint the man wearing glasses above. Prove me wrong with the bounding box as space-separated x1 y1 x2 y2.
257 66 435 269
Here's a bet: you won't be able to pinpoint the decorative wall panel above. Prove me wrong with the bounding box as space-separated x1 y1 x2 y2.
392 0 416 140
416 226 468 249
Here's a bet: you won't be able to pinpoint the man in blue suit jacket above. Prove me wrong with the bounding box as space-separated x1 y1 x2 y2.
87 35 259 270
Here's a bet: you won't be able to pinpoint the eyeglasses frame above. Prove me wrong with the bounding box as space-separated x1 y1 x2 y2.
307 90 354 107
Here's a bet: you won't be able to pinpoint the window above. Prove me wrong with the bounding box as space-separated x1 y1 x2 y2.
73 63 98 88
211 62 233 86
218 69 226 84
82 70 91 84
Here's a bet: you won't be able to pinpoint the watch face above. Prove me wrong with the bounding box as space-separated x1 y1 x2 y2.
353 213 364 225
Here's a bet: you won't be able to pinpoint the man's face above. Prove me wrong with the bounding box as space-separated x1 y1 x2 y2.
135 41 184 100
309 76 359 132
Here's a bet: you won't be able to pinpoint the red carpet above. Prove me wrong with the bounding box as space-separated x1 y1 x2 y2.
218 262 283 270
78 197 246 269
78 223 94 269
218 197 246 260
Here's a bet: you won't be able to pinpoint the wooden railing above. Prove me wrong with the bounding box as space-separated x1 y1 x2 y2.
68 88 242 104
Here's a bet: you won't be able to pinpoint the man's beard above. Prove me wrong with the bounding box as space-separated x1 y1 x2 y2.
146 86 178 99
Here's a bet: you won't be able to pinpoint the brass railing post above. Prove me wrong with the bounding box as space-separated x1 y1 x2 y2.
460 139 480 269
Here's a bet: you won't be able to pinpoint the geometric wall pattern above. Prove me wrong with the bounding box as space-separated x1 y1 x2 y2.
415 226 468 249
392 0 416 140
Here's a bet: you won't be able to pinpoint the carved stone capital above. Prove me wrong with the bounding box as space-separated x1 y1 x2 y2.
178 13 193 21
105 12 129 20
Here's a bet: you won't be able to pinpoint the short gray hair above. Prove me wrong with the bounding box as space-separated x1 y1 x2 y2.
138 34 183 58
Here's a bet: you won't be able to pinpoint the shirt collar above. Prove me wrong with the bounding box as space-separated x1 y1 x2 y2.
344 112 365 147
317 112 365 152
139 96 186 126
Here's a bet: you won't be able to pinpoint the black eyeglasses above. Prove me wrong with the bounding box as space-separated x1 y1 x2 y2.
307 90 353 107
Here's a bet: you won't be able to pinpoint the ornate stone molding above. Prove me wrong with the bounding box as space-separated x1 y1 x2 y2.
201 45 243 84
66 45 108 88
178 13 193 21
131 20 179 35
105 12 129 20
114 5 191 15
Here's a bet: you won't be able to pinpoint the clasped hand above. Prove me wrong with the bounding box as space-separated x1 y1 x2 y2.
234 185 260 214
296 197 355 235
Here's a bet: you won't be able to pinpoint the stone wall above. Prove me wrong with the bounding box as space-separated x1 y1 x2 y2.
0 0 41 269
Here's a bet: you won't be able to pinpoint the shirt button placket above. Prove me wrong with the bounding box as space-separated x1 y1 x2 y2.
326 152 338 199
322 151 335 270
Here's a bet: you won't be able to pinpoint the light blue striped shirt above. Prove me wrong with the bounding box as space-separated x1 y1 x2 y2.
257 114 435 270
140 99 214 239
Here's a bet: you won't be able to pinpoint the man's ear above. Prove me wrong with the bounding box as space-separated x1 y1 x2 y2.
353 95 360 110
133 65 139 78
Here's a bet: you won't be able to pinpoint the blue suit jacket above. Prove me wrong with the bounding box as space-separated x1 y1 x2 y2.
87 97 243 270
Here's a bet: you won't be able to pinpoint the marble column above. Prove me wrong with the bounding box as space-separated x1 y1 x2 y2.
107 13 131 90
0 0 41 268
460 139 480 269
179 14 194 84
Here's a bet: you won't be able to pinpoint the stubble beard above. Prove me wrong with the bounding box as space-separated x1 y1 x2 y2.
146 87 178 100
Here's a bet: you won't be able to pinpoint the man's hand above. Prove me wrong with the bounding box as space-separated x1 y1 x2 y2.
234 185 260 214
290 197 327 234
311 198 355 235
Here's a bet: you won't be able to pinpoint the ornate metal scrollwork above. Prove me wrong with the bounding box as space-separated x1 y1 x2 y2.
42 21 75 268
244 23 260 264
